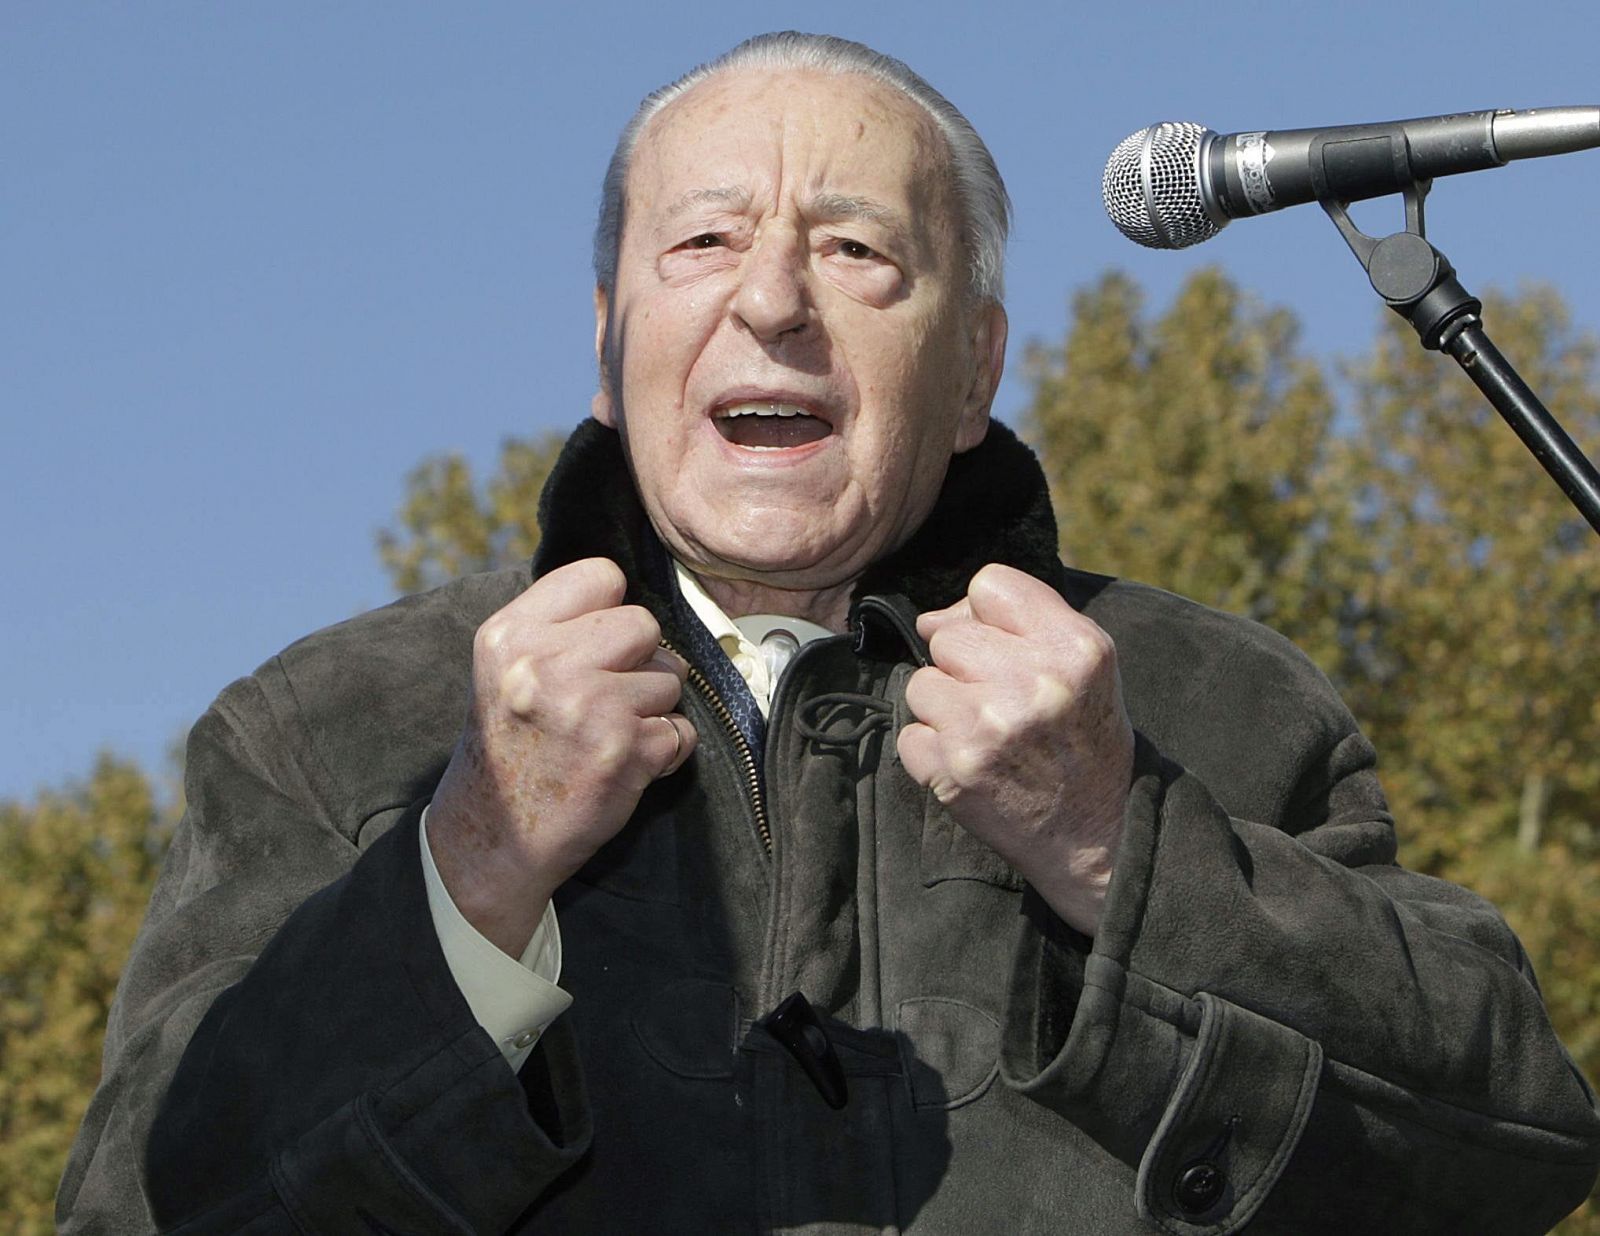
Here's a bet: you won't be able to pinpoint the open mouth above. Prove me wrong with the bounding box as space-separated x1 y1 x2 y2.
713 402 833 450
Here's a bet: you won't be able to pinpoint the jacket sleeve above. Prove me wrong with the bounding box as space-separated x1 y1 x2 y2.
56 658 591 1235
999 628 1600 1234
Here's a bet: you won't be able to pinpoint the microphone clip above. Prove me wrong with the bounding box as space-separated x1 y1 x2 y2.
1320 178 1481 351
1319 173 1600 536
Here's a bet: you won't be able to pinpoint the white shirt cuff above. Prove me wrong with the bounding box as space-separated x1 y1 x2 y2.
419 805 573 1073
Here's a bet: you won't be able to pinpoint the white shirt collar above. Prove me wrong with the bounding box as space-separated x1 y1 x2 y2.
672 563 835 717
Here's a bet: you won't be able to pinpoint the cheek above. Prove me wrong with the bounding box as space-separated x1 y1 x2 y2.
847 314 974 499
620 298 712 403
847 315 930 399
855 317 959 429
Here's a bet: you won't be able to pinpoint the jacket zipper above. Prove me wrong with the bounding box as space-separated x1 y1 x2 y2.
661 639 771 856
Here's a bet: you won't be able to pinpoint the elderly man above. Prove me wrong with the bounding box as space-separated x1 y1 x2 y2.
61 31 1599 1235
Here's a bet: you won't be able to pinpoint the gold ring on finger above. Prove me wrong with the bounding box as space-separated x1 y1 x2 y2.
658 715 683 771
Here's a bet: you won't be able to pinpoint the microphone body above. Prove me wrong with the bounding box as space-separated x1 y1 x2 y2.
1103 107 1600 249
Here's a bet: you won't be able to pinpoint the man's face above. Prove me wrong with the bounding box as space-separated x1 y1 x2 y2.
593 68 1006 596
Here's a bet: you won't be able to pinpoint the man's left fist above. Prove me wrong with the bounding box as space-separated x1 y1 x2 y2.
897 563 1135 936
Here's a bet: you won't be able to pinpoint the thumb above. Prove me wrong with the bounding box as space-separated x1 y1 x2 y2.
915 596 973 642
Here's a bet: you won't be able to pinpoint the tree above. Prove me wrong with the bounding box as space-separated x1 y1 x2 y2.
1024 268 1347 665
377 433 568 594
0 757 172 1233
13 274 1598 1231
1024 271 1600 1232
1334 296 1600 1233
1333 288 1600 875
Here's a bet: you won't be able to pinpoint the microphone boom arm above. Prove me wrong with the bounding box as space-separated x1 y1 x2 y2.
1321 181 1600 539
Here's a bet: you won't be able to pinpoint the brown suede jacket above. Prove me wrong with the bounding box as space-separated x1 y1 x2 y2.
60 420 1600 1234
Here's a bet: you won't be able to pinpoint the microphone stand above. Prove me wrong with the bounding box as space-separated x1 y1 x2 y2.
1321 182 1600 538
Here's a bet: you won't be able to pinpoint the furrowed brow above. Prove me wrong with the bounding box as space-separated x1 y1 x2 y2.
653 187 752 238
807 193 909 238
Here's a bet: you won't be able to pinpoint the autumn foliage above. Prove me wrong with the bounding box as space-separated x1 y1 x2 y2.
5 271 1596 1228
0 759 173 1233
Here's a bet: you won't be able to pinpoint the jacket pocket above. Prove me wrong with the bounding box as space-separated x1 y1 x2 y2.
896 996 1002 1110
632 979 740 1079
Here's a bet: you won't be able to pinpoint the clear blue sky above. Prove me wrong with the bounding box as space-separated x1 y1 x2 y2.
5 1 1598 802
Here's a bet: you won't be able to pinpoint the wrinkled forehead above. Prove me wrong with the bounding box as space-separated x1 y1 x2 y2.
623 67 958 243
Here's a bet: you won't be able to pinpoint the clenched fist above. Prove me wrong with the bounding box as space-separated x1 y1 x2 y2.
897 563 1134 936
428 557 696 956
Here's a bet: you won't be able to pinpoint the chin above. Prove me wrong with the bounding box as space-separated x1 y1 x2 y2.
706 543 834 580
688 503 832 559
687 529 859 588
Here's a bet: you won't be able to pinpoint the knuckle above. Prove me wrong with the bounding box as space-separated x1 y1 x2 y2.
975 699 1022 747
552 693 596 733
622 605 663 642
590 731 633 775
1070 619 1117 664
969 562 1019 606
1081 624 1120 662
502 657 548 714
968 562 1002 593
1029 673 1074 719
475 614 511 659
946 743 988 788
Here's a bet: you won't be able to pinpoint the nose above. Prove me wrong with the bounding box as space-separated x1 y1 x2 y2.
731 227 811 343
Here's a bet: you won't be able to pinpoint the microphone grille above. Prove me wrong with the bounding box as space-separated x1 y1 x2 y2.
1102 122 1223 250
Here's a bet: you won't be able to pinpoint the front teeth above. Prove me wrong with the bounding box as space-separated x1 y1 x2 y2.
722 402 809 418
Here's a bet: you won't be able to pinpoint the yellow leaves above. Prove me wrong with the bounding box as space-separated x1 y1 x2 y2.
0 756 172 1232
1026 267 1339 631
376 431 568 594
1026 273 1600 1223
6 273 1599 1229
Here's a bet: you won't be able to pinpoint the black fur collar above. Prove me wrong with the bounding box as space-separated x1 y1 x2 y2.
531 417 1067 625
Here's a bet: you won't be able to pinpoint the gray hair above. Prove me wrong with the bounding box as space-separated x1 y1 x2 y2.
592 31 1011 304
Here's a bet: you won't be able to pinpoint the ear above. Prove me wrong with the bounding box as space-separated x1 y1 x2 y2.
954 300 1007 453
590 284 617 428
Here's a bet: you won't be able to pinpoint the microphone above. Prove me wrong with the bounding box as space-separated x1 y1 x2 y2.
1102 107 1600 249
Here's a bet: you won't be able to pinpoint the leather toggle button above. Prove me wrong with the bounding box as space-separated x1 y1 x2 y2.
762 991 848 1110
1174 1161 1226 1214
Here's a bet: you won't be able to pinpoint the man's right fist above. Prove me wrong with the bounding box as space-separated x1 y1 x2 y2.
427 557 696 956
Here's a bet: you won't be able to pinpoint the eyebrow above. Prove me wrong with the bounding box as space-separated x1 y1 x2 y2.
650 187 912 241
805 193 907 234
653 187 752 236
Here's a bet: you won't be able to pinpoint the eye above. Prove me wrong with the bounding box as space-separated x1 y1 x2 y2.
837 239 876 260
681 233 725 250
